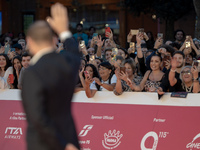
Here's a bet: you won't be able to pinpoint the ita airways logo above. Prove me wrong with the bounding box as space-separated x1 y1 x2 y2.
79 125 93 137
102 129 123 149
186 133 200 149
4 127 23 139
141 131 169 150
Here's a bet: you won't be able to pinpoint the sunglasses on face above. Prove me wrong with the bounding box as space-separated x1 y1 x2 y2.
181 70 191 75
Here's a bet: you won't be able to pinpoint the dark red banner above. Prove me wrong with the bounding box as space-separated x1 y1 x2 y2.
0 91 200 150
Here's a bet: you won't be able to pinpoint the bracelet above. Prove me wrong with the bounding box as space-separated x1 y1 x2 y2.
136 45 141 48
170 69 176 72
193 77 199 81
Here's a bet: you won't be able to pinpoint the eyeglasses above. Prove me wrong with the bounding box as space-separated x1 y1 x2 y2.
99 67 108 70
181 71 191 75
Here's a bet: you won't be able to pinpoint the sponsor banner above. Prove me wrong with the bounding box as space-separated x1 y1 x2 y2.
0 100 27 150
72 102 200 150
0 91 200 150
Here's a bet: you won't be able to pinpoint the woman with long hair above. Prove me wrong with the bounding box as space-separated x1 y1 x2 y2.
130 54 165 92
79 63 99 90
7 56 22 89
114 59 142 95
0 54 12 89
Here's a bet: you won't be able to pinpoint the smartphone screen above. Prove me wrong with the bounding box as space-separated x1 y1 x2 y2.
111 48 118 60
130 42 135 48
4 44 10 54
185 41 191 48
131 29 139 35
92 33 98 38
157 33 163 38
11 48 15 52
79 40 85 48
89 55 95 61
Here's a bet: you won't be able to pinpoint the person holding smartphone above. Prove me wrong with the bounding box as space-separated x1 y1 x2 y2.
79 64 100 91
73 23 88 46
7 56 22 89
85 61 117 98
114 59 142 95
168 64 199 93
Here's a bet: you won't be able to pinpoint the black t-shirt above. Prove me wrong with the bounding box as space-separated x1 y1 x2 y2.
160 69 182 92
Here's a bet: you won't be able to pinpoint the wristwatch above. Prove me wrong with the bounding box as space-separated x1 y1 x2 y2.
193 77 199 81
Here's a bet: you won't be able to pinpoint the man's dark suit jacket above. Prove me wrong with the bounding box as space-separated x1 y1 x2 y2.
21 38 80 150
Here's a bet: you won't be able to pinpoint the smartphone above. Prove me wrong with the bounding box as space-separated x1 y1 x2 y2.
186 35 191 41
130 42 135 48
139 28 144 34
79 40 85 48
163 54 171 67
92 33 98 44
120 66 126 73
89 55 95 61
192 60 200 72
84 71 90 78
92 33 98 38
11 48 15 52
131 29 139 35
105 27 111 37
185 41 191 48
9 74 14 84
4 43 10 54
111 48 118 60
157 33 163 38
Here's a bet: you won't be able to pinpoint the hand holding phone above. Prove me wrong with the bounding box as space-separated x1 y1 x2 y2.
79 40 85 48
111 48 118 60
89 55 95 62
185 41 191 48
157 33 163 38
192 60 200 72
120 66 126 73
105 27 111 38
131 29 139 35
84 71 90 79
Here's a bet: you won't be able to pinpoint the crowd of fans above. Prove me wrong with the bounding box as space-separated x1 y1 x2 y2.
0 23 200 97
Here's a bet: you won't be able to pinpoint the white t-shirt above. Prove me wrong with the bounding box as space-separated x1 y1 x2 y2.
90 74 117 91
0 66 13 89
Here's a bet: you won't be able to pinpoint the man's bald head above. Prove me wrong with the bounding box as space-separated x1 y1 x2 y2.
27 20 54 44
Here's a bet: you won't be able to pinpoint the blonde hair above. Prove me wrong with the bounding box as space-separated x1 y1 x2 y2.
179 65 192 83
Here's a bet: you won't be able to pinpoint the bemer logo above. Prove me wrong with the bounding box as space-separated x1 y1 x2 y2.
79 125 93 137
186 133 200 149
5 127 22 135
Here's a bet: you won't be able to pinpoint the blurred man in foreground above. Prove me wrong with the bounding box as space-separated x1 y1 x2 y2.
21 3 80 150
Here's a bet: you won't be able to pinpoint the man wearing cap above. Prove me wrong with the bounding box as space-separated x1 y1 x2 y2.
12 43 23 56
